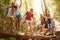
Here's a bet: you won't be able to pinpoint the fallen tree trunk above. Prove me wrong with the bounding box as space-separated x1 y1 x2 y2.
0 31 56 40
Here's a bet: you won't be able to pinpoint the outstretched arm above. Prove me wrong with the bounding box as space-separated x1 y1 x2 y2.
19 0 22 8
23 12 27 17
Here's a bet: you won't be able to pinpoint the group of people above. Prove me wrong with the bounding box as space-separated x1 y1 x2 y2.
39 13 55 35
4 2 34 34
4 1 55 35
4 2 22 32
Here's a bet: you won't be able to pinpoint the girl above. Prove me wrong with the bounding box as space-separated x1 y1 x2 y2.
47 13 53 34
5 2 15 32
40 14 46 35
15 0 22 32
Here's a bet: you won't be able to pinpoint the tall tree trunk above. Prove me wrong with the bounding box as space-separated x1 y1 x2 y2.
43 0 50 16
42 0 50 28
25 0 28 11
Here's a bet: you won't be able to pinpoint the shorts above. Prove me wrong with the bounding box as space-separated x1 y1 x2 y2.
16 13 22 18
26 20 32 26
7 14 14 18
48 23 52 30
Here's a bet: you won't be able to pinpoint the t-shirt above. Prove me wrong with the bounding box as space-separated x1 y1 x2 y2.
16 9 22 17
26 12 33 20
7 7 15 17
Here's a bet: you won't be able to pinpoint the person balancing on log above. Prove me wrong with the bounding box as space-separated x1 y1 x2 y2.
15 0 23 33
4 2 16 32
5 0 22 33
24 9 34 35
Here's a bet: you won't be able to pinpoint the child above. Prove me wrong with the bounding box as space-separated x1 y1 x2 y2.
47 13 53 35
40 14 46 35
5 2 15 32
24 9 33 35
15 8 22 32
15 0 22 32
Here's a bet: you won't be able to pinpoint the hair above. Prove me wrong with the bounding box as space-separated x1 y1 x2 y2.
47 13 50 17
12 2 15 4
13 6 17 9
30 9 33 10
40 14 43 17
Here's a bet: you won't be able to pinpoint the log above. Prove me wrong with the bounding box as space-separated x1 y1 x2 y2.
0 31 56 40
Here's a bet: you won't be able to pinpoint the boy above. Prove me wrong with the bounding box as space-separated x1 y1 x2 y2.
24 9 33 35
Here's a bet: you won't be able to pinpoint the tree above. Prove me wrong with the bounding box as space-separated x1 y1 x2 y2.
53 0 60 21
0 0 11 31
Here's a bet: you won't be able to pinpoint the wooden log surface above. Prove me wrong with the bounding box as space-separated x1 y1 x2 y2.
0 31 56 39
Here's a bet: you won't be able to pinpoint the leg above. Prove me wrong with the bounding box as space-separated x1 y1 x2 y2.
42 24 45 33
10 17 15 31
17 17 21 31
4 18 10 31
48 24 53 33
25 20 29 34
52 25 56 36
16 18 18 31
29 21 33 34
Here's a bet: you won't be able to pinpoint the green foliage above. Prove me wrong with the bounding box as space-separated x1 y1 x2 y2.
0 37 16 40
53 0 60 21
0 0 10 31
53 0 60 12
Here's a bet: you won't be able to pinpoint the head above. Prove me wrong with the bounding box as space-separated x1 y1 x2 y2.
47 13 50 17
30 9 33 13
40 14 43 17
11 2 15 7
12 6 17 11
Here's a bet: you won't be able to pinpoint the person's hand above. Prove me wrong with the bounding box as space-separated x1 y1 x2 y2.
21 17 23 20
